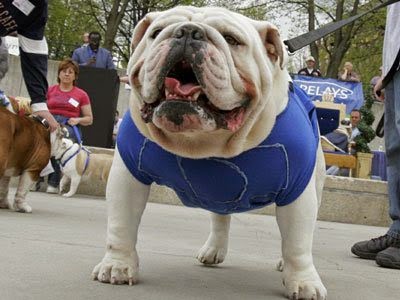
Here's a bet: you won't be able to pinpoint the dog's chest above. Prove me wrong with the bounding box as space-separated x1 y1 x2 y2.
118 87 319 214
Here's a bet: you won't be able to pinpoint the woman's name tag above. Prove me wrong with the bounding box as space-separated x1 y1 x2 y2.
68 98 79 107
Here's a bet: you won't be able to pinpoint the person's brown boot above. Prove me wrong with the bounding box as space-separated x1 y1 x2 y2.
351 235 399 260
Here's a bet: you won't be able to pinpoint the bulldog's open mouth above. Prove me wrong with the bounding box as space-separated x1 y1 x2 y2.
140 59 249 132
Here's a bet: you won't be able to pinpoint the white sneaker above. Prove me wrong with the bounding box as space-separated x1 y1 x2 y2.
46 186 59 194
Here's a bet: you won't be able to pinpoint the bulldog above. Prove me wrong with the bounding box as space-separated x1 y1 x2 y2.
0 94 65 213
55 138 113 198
92 6 327 300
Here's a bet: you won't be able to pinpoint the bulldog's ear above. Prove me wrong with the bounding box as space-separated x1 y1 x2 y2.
255 22 285 69
131 12 160 52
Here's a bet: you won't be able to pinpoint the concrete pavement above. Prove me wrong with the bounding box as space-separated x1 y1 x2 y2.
0 191 399 300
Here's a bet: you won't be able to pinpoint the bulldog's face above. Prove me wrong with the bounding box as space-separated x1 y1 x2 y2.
128 6 289 158
51 128 70 158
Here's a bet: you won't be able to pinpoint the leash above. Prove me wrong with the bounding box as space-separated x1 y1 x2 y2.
284 0 400 54
60 118 83 145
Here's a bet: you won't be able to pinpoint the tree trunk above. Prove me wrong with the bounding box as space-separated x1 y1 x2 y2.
307 0 319 67
325 0 360 78
103 0 130 52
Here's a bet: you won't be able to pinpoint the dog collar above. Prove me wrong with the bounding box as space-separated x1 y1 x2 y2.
31 115 50 129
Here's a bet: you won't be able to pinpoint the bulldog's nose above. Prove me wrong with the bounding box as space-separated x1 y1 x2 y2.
173 24 205 41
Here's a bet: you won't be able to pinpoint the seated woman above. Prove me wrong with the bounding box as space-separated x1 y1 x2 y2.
46 59 93 193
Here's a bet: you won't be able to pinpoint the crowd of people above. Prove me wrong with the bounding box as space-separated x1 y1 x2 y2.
0 0 398 271
297 55 383 167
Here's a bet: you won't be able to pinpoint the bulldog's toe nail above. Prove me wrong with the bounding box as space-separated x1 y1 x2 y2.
129 278 134 286
290 292 298 300
111 277 116 284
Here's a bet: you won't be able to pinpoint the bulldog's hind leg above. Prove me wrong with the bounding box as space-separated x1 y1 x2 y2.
92 147 150 285
13 171 35 213
197 213 230 264
0 176 11 209
276 171 327 300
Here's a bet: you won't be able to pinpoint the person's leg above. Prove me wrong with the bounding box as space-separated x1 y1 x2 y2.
47 157 61 193
383 70 400 239
351 71 400 264
375 70 400 269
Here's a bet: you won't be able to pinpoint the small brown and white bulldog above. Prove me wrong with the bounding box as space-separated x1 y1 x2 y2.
55 138 113 197
0 96 65 213
93 6 327 300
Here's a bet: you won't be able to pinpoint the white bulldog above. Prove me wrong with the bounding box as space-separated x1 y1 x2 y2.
55 138 113 197
93 6 327 300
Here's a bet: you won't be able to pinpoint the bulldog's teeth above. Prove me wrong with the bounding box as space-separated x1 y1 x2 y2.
193 91 201 101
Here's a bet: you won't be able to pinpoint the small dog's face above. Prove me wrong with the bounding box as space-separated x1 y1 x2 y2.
51 128 71 158
128 6 289 158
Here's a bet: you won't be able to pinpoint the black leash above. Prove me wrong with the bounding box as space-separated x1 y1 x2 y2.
284 0 400 54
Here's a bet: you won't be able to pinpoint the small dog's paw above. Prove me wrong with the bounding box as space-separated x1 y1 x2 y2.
196 244 227 265
283 268 327 300
92 253 139 285
62 192 74 198
13 201 32 213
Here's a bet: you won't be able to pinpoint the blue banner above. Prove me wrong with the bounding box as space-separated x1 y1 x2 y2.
293 75 364 114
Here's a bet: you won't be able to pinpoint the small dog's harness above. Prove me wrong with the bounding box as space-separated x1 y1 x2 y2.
58 144 91 174
117 84 319 214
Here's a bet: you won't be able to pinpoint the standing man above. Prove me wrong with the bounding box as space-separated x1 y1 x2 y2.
298 56 322 77
0 0 58 131
351 3 400 269
72 31 115 69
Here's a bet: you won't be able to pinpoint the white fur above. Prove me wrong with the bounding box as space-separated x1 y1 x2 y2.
93 6 327 300
56 138 113 198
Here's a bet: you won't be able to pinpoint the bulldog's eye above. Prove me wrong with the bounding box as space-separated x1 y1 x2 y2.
151 29 163 39
224 35 240 46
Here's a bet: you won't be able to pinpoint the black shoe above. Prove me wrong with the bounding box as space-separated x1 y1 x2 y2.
351 234 399 260
376 239 400 269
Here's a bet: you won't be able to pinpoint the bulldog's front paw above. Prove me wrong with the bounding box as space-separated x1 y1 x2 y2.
283 266 327 300
13 201 32 213
196 238 227 265
92 251 139 285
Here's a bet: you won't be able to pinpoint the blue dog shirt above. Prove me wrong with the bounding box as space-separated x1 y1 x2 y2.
117 84 319 214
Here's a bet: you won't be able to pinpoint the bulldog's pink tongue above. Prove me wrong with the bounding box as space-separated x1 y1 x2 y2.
165 77 202 100
226 107 246 132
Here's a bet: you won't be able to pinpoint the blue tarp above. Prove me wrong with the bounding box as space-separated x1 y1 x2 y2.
293 75 364 114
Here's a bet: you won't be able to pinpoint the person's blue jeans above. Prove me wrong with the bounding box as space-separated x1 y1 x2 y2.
384 70 400 240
